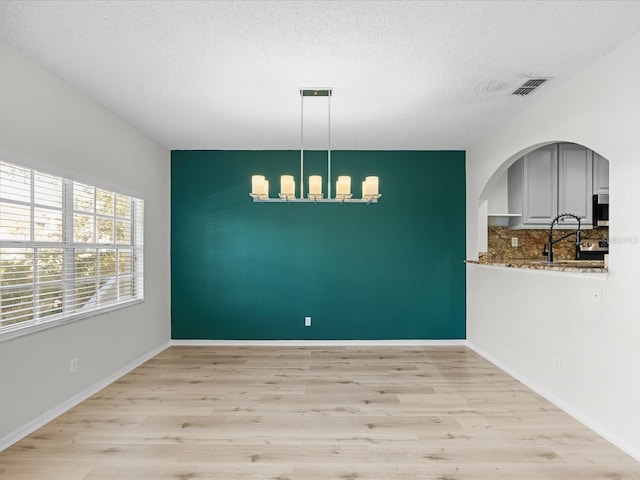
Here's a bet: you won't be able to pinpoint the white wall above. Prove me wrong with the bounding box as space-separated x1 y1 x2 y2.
485 169 508 214
466 32 640 459
0 43 171 446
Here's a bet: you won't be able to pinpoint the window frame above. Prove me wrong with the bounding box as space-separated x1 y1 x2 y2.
0 159 144 342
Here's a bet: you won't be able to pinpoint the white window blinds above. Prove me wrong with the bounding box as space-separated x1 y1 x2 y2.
0 160 144 336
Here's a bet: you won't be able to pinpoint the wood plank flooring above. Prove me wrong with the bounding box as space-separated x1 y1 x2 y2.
1 346 639 479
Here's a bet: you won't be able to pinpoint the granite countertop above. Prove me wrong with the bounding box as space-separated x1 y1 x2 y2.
466 259 607 273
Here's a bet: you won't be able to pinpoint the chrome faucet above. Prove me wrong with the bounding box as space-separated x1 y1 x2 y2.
543 213 582 263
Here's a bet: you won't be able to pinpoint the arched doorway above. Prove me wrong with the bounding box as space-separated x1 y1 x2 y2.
477 142 609 264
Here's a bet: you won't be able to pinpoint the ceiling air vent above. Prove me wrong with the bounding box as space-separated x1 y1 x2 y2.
512 78 549 95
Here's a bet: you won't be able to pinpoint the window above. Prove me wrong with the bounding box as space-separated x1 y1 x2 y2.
0 160 144 337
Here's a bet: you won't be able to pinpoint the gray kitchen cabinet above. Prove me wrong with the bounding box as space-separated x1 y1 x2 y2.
508 144 558 226
593 152 610 195
508 143 594 227
558 143 593 225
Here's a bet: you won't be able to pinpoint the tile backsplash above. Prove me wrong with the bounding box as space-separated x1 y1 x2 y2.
480 226 608 263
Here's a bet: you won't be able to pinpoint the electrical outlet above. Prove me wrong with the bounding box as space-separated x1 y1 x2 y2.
592 287 602 305
553 356 562 372
511 237 518 247
304 316 312 327
70 357 79 374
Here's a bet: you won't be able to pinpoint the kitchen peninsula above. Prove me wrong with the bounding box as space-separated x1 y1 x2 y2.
466 258 606 273
470 225 608 273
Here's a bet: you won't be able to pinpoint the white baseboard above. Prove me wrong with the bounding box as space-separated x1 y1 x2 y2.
466 340 640 462
171 339 467 347
0 341 170 452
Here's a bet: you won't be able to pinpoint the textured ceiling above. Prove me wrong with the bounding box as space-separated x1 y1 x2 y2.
1 1 640 150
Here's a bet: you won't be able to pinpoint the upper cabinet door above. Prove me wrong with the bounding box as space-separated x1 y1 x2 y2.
522 145 558 225
593 152 610 195
558 143 593 225
506 143 607 228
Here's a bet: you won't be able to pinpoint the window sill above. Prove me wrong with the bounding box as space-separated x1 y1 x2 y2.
0 298 144 344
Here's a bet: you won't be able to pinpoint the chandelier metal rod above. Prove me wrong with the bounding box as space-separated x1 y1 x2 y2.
300 91 304 200
327 91 332 200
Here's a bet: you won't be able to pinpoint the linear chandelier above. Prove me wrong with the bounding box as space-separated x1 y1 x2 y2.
250 88 381 204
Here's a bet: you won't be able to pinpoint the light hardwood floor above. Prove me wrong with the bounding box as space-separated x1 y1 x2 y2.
1 346 639 479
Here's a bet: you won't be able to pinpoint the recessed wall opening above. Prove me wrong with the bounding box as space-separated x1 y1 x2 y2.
478 142 610 267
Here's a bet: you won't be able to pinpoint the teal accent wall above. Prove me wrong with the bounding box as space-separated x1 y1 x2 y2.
171 150 466 340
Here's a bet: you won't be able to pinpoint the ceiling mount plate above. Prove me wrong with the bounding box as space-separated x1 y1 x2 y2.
300 88 332 97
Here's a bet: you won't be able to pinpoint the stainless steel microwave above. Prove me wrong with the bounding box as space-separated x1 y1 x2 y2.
593 194 609 226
